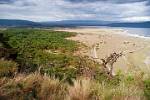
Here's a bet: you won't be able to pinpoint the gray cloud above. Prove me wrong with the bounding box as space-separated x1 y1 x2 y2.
0 0 14 4
0 0 150 22
66 0 148 3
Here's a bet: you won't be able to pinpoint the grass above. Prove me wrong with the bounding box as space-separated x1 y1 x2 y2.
0 59 18 77
67 78 94 100
0 73 67 100
0 28 150 100
0 70 149 100
144 78 150 100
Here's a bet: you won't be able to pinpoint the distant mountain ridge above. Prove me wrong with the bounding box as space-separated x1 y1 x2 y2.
0 19 41 27
107 21 150 28
0 19 150 28
40 20 115 27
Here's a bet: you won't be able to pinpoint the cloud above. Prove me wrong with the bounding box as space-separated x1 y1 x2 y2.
122 16 150 22
0 0 150 22
0 0 14 4
66 0 148 4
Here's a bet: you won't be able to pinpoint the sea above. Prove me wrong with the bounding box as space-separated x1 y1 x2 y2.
119 27 150 37
80 26 150 38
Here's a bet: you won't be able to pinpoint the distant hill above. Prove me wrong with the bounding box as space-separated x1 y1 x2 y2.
107 21 150 28
40 20 114 27
39 20 150 28
0 19 150 28
0 19 41 27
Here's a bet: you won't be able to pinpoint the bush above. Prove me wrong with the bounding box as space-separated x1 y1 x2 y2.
144 79 150 100
0 73 146 100
2 29 77 72
42 67 78 84
67 78 96 100
0 73 67 100
0 59 18 77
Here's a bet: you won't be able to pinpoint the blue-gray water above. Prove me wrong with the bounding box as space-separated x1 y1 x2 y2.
82 26 150 37
122 27 150 37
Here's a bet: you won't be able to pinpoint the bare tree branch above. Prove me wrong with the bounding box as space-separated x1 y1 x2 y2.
101 52 122 78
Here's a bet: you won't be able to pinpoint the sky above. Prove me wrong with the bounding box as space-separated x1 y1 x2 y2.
0 0 150 22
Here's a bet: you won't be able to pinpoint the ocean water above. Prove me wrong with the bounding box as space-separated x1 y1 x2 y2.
122 27 150 37
79 26 150 38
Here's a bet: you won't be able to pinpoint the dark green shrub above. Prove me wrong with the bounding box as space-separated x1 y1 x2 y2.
144 79 150 100
2 29 77 72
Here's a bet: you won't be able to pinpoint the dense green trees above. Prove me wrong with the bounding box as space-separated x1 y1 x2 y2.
0 29 80 79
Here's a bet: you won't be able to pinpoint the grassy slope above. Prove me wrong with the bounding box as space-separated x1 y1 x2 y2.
0 28 150 100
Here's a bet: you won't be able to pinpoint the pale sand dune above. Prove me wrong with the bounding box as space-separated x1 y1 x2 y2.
56 28 150 73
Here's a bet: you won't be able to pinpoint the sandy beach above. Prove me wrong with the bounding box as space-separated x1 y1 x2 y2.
56 27 150 73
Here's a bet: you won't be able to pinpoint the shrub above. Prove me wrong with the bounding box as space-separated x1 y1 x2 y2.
0 59 18 77
39 75 67 100
41 66 78 84
0 73 146 100
144 79 150 100
2 29 77 72
0 73 67 100
67 78 96 100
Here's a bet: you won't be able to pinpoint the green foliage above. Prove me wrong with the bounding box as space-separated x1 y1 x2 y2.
0 59 18 77
2 28 77 73
42 67 77 84
0 28 149 100
0 42 3 47
1 28 148 99
2 28 105 83
3 29 77 52
144 79 150 100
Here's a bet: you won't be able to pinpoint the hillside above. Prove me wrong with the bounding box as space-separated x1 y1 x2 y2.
108 21 150 28
0 28 150 99
0 19 41 27
40 20 114 27
1 19 150 28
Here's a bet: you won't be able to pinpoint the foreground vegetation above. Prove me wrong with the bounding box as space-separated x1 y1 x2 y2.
0 28 150 100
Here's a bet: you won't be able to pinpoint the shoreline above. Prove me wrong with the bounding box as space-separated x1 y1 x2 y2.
58 26 150 39
117 29 150 39
91 26 150 39
55 27 150 73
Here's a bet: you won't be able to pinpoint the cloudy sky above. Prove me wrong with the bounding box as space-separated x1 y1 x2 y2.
0 0 150 22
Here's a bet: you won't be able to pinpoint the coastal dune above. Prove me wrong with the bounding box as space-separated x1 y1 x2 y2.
56 28 150 73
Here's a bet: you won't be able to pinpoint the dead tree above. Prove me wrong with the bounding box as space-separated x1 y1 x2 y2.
101 52 122 78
